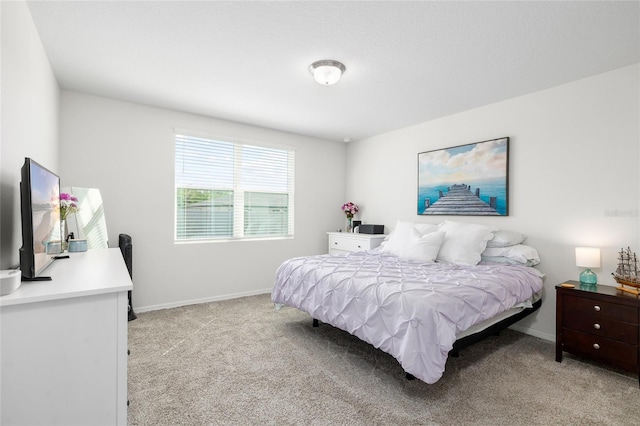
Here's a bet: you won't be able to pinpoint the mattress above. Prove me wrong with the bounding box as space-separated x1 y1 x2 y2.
455 290 542 340
272 250 544 384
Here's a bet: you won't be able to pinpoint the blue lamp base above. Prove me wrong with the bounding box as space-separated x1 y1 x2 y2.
579 268 597 285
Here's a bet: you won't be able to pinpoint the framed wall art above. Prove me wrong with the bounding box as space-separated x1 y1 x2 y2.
418 137 509 216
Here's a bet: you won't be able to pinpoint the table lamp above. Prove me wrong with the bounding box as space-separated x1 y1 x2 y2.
575 247 601 285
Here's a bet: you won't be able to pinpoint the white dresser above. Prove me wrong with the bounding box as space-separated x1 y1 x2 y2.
0 248 132 426
327 232 386 255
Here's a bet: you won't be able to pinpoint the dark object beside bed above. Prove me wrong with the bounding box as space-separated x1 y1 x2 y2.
119 233 137 322
358 224 384 234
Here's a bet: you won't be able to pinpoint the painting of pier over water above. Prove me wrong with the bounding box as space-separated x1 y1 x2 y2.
418 137 508 216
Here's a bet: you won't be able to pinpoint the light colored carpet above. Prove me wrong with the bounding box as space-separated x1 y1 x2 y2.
128 294 640 425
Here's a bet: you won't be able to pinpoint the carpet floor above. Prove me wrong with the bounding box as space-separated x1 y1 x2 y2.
128 294 640 425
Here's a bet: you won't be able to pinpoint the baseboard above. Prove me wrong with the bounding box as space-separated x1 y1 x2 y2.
134 288 273 313
509 324 555 342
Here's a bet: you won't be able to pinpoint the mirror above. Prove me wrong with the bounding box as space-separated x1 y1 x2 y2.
62 187 109 249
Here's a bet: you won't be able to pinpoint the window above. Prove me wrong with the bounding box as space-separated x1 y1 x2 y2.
175 132 294 241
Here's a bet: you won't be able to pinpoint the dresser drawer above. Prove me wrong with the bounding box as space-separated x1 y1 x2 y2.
564 294 638 323
562 328 638 367
564 315 638 344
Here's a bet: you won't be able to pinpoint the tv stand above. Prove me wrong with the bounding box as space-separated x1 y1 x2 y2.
21 255 71 281
1 248 132 425
21 275 52 281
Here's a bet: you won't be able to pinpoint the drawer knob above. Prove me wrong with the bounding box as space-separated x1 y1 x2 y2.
593 323 601 330
593 343 600 350
357 245 361 249
593 305 601 312
334 242 338 245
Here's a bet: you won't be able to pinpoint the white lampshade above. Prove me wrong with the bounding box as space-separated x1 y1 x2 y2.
309 60 346 85
575 247 601 268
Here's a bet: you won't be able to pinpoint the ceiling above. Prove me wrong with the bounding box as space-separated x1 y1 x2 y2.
26 1 640 143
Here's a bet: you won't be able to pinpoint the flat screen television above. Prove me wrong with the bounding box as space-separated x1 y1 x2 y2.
19 157 63 280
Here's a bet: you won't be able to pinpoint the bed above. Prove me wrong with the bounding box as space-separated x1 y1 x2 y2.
271 220 544 384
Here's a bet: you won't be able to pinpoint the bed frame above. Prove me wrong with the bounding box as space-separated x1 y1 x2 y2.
312 298 542 381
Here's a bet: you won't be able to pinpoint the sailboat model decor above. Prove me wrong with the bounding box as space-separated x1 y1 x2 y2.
612 247 640 295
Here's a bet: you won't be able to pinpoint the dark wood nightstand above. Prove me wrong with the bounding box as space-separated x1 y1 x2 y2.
556 280 640 386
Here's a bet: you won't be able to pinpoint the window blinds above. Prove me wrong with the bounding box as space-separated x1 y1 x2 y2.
175 133 294 241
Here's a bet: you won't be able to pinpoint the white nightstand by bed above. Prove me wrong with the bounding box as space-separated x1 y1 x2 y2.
327 232 386 255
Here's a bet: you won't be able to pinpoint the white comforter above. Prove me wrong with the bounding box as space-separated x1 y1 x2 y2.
271 250 544 384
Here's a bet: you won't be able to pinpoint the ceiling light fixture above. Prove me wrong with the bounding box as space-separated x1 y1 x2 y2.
309 60 346 85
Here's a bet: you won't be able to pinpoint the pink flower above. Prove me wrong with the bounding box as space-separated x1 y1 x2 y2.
341 202 359 218
60 193 77 201
60 192 79 220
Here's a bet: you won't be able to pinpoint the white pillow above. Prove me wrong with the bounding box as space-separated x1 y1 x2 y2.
381 220 411 249
486 230 526 248
383 221 437 239
482 244 540 266
414 223 438 235
480 256 539 267
383 221 444 262
436 220 495 265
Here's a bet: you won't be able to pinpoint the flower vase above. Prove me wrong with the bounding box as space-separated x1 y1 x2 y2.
62 219 68 252
346 217 353 233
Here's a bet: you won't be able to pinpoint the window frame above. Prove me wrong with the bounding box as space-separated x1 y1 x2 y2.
174 129 295 243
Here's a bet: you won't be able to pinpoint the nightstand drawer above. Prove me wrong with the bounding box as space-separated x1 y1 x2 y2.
327 232 385 255
329 235 369 252
562 328 638 367
564 315 638 344
564 294 638 323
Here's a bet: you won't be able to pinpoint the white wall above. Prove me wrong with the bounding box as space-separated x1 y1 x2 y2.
0 1 60 269
346 64 640 341
4 0 638 343
59 92 346 310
